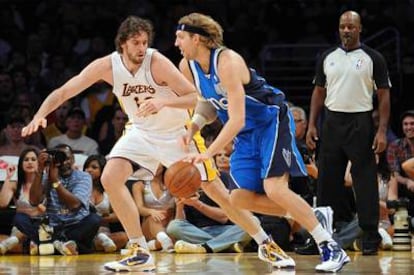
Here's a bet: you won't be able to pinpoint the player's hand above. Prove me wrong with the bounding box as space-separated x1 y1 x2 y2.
21 117 47 137
178 131 192 153
136 98 164 117
372 131 387 154
306 125 319 150
182 153 210 164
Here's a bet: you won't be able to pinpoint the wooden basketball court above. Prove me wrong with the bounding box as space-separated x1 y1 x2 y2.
0 251 412 274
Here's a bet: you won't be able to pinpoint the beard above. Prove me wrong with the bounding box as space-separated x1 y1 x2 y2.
126 51 144 65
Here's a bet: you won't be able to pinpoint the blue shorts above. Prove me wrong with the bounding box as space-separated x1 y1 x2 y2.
230 104 307 193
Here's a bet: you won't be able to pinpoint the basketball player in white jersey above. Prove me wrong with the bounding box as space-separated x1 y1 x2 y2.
21 16 279 273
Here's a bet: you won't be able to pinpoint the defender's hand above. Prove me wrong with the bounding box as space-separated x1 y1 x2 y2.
21 117 47 137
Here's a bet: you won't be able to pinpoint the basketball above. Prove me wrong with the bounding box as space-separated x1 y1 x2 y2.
164 161 201 198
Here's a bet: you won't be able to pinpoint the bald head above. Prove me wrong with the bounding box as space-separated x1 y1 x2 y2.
339 10 362 50
340 11 361 26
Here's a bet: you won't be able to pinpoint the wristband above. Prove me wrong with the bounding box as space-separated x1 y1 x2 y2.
191 114 207 129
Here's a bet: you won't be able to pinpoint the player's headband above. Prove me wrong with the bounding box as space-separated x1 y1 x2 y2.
177 24 209 37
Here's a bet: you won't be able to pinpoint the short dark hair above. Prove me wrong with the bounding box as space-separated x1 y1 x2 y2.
67 106 85 119
400 110 414 122
115 16 154 53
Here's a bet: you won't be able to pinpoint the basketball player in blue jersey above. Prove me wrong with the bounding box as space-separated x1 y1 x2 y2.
21 16 292 273
175 13 349 273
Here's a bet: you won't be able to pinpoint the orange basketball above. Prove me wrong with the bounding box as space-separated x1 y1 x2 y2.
164 161 201 198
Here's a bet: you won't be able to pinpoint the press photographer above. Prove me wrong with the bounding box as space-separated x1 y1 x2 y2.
14 144 101 255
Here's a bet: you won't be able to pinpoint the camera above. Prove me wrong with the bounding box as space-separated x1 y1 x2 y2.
38 216 54 255
387 198 411 251
45 149 67 164
298 146 312 164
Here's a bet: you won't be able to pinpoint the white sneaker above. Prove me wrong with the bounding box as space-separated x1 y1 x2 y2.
313 206 334 235
315 241 350 272
0 242 7 255
104 243 155 272
258 236 295 269
174 240 206 253
97 233 117 253
378 228 393 250
30 241 39 255
53 240 78 256
0 236 19 255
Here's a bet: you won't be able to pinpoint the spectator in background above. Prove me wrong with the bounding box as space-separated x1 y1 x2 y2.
48 107 99 155
12 92 46 149
18 144 101 255
213 142 233 188
306 10 391 255
342 151 395 251
80 82 115 127
0 71 15 129
96 106 128 156
167 187 252 254
402 157 414 179
84 154 127 253
372 109 397 144
0 147 45 255
42 100 72 144
0 113 40 156
131 165 175 252
290 106 314 205
41 53 74 91
386 110 414 220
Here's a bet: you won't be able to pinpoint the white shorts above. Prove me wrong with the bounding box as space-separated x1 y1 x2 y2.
107 126 214 181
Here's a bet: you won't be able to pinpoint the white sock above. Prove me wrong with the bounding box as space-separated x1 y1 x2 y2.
129 237 148 250
97 233 113 245
147 240 158 251
252 229 269 245
4 236 19 250
156 232 173 250
310 224 333 244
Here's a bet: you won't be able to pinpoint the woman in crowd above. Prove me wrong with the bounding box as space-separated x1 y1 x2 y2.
84 154 127 252
0 147 45 254
131 165 175 252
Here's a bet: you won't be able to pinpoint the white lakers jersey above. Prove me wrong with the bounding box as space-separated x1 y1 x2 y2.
111 49 190 134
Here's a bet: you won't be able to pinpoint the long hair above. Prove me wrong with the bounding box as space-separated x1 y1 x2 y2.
115 16 154 53
178 13 224 49
16 147 39 200
83 154 106 193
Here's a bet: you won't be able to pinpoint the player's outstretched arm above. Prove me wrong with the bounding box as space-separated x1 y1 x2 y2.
154 52 197 108
22 56 111 137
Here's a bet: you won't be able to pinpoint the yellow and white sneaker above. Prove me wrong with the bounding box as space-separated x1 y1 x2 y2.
104 243 155 272
258 236 295 269
174 240 206 253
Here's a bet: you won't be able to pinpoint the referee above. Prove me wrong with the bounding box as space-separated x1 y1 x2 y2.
306 10 391 255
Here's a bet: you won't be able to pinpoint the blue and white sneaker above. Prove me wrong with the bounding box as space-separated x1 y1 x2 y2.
313 206 334 235
258 236 296 269
104 243 155 272
315 241 350 272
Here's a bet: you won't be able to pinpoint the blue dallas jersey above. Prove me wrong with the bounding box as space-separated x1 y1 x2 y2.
189 48 286 133
188 48 307 193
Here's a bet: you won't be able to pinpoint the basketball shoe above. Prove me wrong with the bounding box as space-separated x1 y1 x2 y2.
53 240 78 256
315 240 350 272
104 243 155 272
174 240 206 253
258 236 295 269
